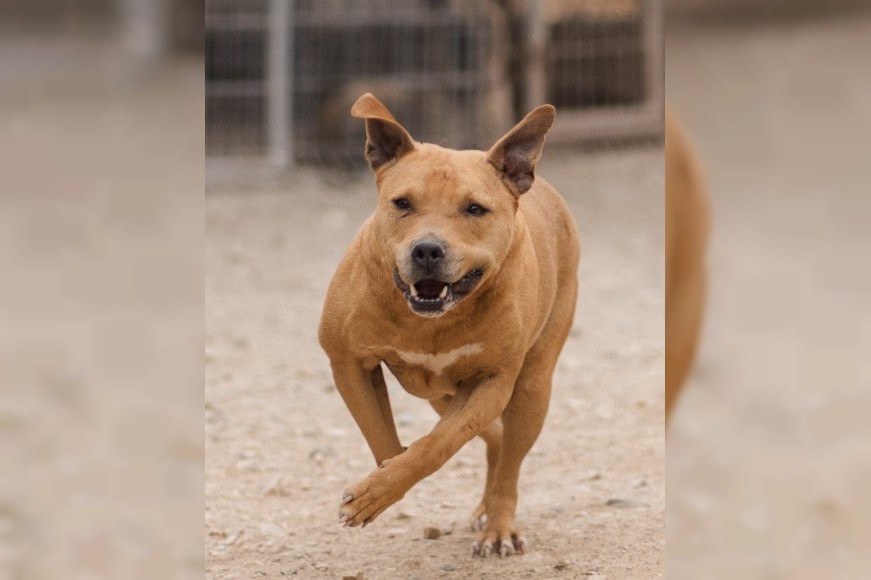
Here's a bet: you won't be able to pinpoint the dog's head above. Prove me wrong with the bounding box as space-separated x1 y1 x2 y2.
352 93 555 317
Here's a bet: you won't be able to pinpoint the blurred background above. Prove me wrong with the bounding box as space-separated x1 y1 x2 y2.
206 0 665 577
0 1 203 578
666 0 871 578
205 0 662 179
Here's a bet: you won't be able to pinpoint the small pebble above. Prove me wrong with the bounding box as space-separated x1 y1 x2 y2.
423 527 442 540
579 471 602 481
606 498 638 508
386 527 407 538
441 563 455 571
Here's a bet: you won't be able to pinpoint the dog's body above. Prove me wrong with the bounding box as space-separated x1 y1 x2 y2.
665 109 709 422
319 94 579 557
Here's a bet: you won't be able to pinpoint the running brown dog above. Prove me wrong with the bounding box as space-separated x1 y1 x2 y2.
319 93 579 557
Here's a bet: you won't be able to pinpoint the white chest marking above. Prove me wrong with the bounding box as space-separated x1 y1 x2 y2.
394 343 484 375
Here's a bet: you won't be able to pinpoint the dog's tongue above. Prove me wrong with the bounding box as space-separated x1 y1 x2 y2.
415 279 446 298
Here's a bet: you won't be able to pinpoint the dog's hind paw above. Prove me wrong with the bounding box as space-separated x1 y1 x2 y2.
471 530 527 558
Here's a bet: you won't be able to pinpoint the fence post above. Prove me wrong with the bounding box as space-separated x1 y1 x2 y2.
121 0 168 61
525 0 547 110
267 0 293 169
645 0 664 126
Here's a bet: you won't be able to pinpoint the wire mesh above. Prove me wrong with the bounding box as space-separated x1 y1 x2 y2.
546 0 645 108
205 0 661 167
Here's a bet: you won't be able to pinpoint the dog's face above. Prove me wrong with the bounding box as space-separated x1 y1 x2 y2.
352 93 555 317
374 148 515 316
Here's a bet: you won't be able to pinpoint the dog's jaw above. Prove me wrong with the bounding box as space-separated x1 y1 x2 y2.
393 269 485 317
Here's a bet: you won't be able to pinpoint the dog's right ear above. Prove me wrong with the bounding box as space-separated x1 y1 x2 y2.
351 93 416 172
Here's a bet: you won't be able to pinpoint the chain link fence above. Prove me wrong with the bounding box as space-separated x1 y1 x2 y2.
206 0 662 169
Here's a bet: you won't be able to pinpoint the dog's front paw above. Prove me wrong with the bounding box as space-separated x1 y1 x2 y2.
338 465 409 528
472 524 527 558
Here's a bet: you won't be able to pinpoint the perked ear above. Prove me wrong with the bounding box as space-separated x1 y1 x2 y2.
487 104 556 195
351 93 416 172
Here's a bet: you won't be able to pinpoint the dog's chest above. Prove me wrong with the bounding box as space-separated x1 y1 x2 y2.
380 343 484 399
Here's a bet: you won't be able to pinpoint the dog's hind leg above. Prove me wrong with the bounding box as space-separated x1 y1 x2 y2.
473 279 577 558
430 395 503 531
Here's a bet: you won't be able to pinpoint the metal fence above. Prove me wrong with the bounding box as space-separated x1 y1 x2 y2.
206 0 662 169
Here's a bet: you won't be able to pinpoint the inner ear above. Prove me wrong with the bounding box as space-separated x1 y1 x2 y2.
487 105 556 195
499 135 541 194
364 119 414 171
351 93 416 172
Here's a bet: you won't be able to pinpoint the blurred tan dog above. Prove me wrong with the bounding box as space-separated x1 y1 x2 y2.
665 109 710 423
319 93 579 557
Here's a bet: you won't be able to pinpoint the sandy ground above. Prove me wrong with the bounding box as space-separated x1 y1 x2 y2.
667 13 871 579
205 144 664 578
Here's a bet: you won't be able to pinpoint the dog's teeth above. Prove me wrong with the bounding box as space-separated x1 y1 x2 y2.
410 284 418 298
439 285 448 299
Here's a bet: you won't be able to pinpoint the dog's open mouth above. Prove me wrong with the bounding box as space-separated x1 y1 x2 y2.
393 269 484 315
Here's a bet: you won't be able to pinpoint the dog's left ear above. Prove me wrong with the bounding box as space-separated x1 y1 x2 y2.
487 105 556 196
351 93 416 172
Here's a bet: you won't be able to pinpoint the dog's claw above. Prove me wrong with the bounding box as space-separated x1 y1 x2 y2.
342 492 354 504
472 533 526 558
472 541 492 558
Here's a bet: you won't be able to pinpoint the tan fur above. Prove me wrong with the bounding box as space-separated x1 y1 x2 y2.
319 94 579 557
665 109 710 423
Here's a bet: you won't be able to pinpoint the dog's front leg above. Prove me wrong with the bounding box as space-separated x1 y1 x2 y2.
339 370 516 527
330 360 404 467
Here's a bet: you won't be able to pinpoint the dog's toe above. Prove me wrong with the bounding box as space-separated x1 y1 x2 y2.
472 529 526 558
471 540 492 558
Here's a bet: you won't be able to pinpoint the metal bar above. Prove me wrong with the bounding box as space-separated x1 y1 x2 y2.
526 0 547 109
267 0 292 168
547 106 663 144
120 0 168 60
207 81 266 98
644 0 665 130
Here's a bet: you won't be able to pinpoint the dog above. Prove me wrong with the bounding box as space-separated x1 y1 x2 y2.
665 108 710 423
319 93 579 557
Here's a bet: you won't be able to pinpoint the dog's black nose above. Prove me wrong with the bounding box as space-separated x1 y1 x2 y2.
411 240 446 271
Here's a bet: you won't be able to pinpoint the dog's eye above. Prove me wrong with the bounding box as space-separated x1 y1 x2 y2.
392 198 411 211
465 203 489 217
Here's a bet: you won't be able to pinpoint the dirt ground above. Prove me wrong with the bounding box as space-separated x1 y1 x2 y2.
667 13 871 579
205 144 664 578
